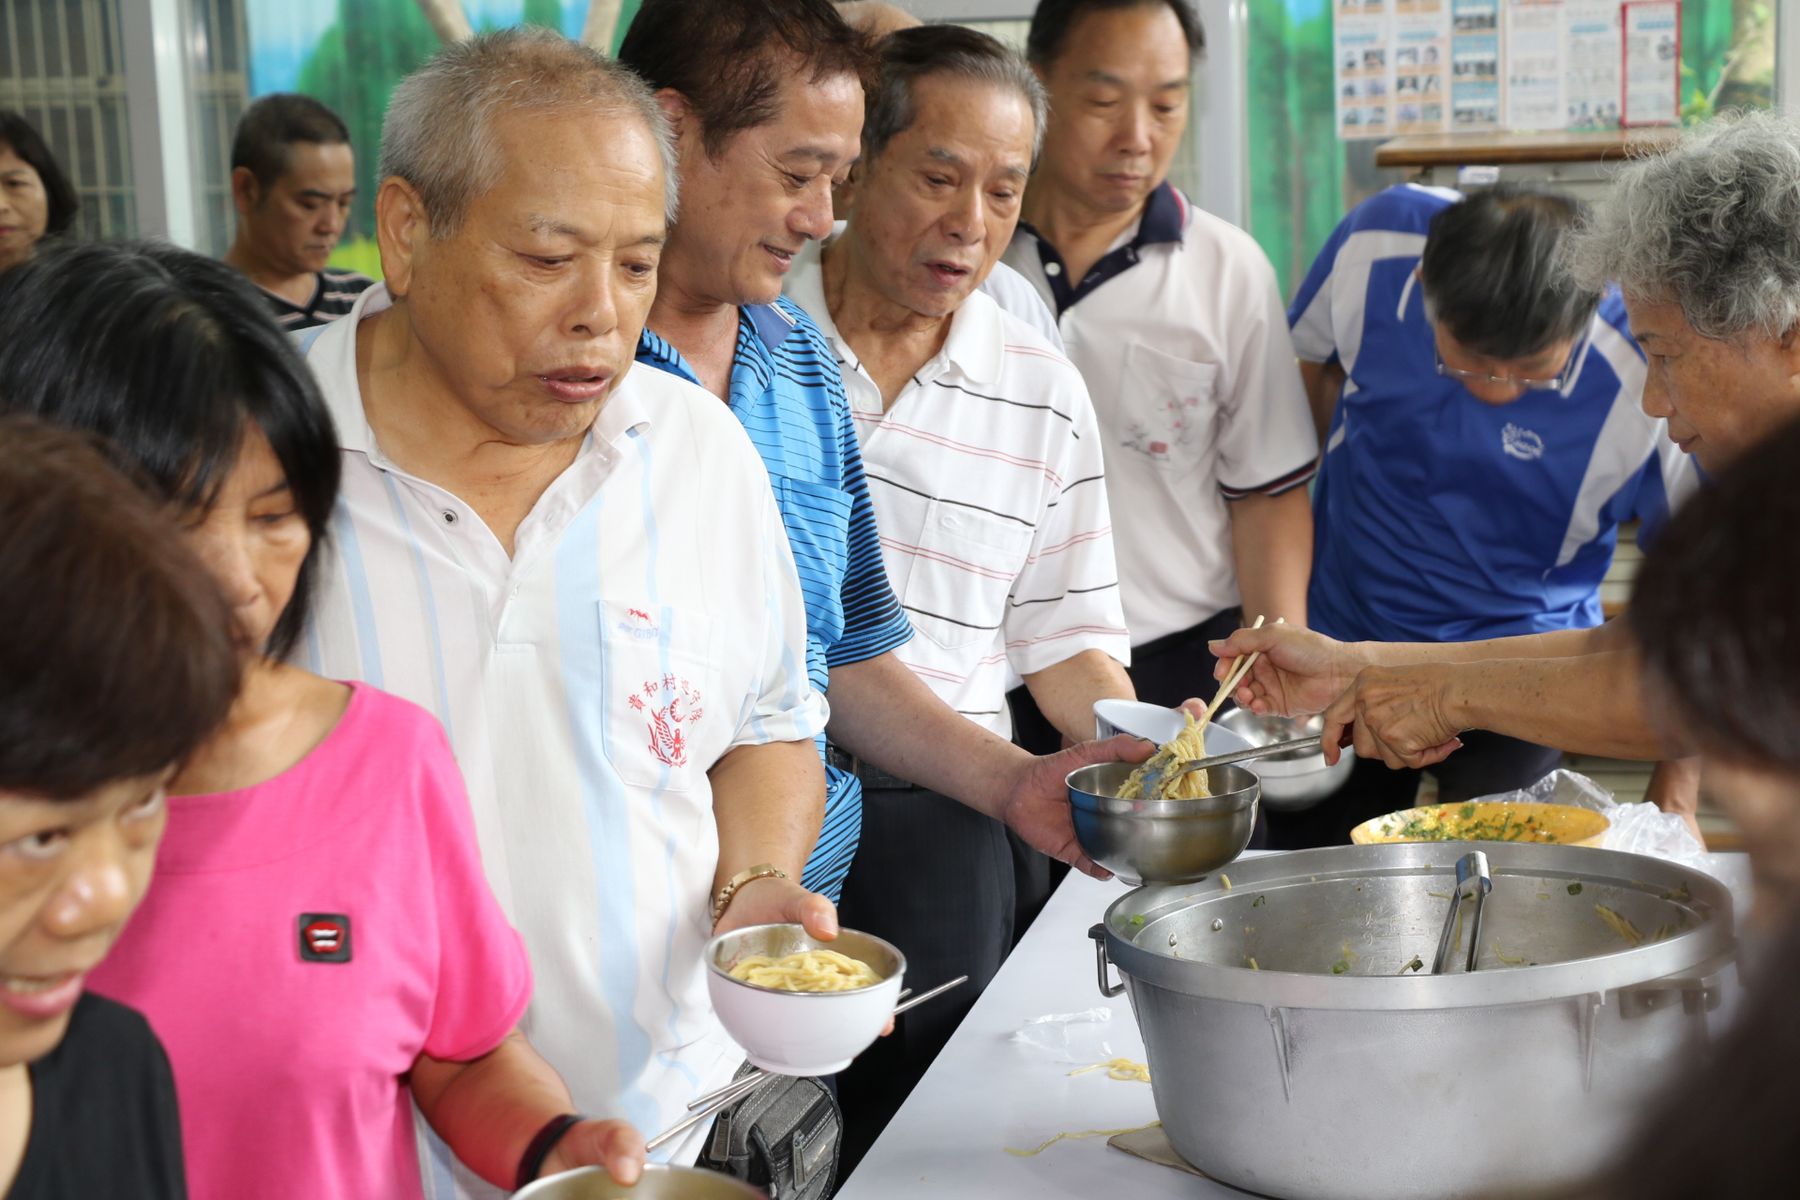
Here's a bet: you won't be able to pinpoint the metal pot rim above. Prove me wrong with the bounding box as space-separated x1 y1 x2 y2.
1101 843 1735 1011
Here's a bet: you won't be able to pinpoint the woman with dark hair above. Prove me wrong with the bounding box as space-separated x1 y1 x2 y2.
0 111 78 271
1628 414 1800 924
0 415 242 1198
0 241 647 1199
1580 413 1800 1197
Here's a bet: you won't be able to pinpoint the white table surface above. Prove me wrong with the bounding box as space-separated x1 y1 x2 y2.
836 866 1251 1200
836 850 1753 1200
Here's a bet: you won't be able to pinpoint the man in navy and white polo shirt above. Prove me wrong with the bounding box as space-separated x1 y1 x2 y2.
619 0 1142 909
1002 0 1319 757
1281 181 1695 845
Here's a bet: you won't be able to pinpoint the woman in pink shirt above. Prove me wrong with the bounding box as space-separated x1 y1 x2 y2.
0 241 647 1197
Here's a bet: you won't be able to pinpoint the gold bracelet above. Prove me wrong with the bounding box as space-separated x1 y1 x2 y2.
712 862 788 924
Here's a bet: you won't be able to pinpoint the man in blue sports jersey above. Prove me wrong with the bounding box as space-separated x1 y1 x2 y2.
1213 113 1800 836
1277 182 1694 846
618 0 1148 908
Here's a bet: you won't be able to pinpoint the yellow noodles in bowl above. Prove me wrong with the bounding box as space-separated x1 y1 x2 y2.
726 948 880 992
1118 712 1213 800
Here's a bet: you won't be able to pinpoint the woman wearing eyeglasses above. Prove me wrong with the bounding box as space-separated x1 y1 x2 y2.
1266 182 1697 848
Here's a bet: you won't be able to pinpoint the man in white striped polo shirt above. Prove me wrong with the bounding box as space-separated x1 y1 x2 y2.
785 26 1134 1162
295 32 833 1193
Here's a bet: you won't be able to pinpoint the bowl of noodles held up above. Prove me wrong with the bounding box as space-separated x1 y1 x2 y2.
1066 761 1259 885
704 924 905 1076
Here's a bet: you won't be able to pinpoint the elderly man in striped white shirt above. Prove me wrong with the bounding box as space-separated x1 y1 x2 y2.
784 25 1135 1158
295 31 835 1192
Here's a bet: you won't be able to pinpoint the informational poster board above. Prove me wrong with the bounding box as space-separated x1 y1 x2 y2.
1394 4 1452 135
1335 0 1677 139
1621 1 1682 126
1336 1 1396 140
1565 1 1625 128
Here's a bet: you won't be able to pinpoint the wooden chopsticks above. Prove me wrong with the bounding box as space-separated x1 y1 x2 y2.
1200 615 1283 726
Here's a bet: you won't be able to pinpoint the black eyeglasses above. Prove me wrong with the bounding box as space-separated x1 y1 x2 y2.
1432 345 1578 392
1421 290 1587 393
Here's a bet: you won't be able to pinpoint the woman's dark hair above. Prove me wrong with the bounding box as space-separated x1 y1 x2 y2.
1420 184 1602 361
0 240 341 660
0 109 80 238
1629 413 1800 771
618 0 875 159
1590 910 1800 1198
1026 0 1205 68
0 417 239 799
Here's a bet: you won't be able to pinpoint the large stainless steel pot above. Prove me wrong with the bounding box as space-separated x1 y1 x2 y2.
1090 844 1736 1199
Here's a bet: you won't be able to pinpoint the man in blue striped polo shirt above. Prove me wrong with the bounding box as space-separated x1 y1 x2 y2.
621 0 1144 906
1282 182 1694 845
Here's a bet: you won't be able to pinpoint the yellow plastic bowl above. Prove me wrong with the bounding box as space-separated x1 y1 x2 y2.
1350 800 1610 848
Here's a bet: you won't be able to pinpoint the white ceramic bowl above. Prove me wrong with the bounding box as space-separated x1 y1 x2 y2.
1093 698 1255 757
703 924 904 1076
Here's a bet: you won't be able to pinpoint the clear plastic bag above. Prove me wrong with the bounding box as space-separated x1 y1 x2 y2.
1472 768 1719 875
1009 1007 1121 1066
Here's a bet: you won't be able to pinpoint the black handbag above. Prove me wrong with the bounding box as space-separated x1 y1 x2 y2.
696 1069 841 1199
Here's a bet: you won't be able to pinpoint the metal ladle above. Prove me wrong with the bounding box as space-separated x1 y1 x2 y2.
1430 850 1493 975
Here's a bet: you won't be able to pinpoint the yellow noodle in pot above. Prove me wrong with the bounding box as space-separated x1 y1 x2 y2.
727 948 880 992
1117 712 1214 800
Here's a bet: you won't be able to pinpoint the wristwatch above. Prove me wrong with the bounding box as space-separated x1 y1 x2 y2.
713 862 789 924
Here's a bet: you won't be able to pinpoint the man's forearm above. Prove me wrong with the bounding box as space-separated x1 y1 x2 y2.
1300 359 1344 449
1021 648 1135 746
826 651 1028 821
1228 487 1313 627
1445 649 1670 759
708 740 826 893
1360 621 1621 668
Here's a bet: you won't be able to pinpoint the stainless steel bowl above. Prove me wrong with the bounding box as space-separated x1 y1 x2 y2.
515 1164 765 1199
1065 762 1258 884
1215 708 1352 812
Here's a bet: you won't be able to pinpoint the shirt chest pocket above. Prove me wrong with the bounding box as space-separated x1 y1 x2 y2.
901 499 1034 652
775 477 853 652
597 603 724 791
1119 342 1222 474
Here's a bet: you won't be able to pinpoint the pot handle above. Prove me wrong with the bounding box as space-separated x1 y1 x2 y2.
1618 947 1737 1020
1089 923 1125 998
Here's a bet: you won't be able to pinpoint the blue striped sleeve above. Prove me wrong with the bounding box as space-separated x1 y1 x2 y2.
819 337 912 668
828 399 914 665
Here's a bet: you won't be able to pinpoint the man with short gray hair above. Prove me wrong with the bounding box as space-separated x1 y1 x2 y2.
784 24 1134 1157
297 28 834 1188
1276 180 1694 845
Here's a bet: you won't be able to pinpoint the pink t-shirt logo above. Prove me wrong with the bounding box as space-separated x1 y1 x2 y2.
298 913 352 963
627 674 706 768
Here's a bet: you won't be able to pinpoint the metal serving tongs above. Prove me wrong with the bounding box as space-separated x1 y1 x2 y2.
660 973 971 1148
1430 850 1493 975
1153 736 1325 789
